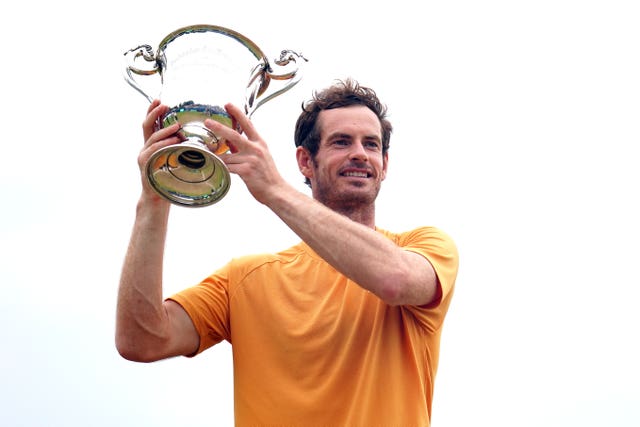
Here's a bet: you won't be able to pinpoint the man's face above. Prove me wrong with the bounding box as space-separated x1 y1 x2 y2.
297 105 388 211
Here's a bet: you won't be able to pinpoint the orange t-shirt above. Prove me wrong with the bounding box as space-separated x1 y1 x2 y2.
168 226 458 426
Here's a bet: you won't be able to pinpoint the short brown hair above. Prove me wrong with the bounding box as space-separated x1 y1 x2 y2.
294 79 392 157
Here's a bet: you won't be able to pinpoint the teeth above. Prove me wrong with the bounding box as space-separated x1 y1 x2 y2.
344 172 368 178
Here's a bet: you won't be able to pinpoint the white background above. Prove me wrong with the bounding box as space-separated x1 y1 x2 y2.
1 1 638 426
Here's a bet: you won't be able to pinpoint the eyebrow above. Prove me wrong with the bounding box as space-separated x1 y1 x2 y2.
326 132 381 143
326 132 352 141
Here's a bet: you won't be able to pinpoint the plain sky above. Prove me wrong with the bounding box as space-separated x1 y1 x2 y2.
1 1 638 426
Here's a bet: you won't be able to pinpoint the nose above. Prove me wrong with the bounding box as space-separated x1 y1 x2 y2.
349 141 369 161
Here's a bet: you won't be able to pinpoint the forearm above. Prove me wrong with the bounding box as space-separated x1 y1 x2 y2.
266 186 438 306
115 197 172 360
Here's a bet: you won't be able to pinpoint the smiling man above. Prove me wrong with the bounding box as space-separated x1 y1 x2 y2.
298 104 387 219
116 79 459 426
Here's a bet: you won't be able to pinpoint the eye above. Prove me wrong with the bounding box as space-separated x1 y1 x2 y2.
365 140 381 150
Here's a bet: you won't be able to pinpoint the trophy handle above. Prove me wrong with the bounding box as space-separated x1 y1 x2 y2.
246 49 308 117
123 44 160 103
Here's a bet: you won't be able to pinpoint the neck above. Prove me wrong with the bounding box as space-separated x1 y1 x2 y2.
322 199 376 228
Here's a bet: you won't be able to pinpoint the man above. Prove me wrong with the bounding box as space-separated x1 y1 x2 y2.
116 79 458 426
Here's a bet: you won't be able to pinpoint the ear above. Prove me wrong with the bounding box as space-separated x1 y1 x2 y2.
296 146 314 180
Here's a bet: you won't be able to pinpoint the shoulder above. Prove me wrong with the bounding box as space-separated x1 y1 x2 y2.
377 226 457 251
378 226 459 281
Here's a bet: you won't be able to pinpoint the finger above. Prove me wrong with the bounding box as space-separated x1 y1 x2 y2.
203 118 248 151
143 103 169 141
227 141 238 154
145 123 181 148
225 103 260 140
139 131 182 168
142 102 162 136
144 101 165 126
147 99 161 115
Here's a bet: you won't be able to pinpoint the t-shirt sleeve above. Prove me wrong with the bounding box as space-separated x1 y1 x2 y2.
400 226 459 332
166 264 232 356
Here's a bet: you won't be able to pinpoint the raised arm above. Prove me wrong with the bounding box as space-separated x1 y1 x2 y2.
207 104 439 307
269 190 439 306
115 101 199 362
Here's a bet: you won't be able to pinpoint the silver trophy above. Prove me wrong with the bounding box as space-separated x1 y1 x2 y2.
124 24 306 207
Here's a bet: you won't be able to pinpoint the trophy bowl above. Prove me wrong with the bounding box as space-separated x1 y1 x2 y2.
124 24 306 207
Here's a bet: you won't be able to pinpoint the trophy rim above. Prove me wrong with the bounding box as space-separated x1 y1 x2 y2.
158 24 268 63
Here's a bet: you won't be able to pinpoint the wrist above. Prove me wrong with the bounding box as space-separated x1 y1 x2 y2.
137 191 171 215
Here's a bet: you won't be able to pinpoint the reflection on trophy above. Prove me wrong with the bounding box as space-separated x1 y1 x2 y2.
124 25 307 207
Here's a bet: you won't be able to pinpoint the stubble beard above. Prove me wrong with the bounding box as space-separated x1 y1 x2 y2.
312 175 381 219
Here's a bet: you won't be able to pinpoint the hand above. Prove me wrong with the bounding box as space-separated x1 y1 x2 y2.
138 100 182 205
204 103 288 205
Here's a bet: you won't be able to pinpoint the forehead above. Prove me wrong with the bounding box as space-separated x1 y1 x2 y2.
317 105 381 139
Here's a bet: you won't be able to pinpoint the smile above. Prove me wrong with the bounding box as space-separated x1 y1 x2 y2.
342 171 370 178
